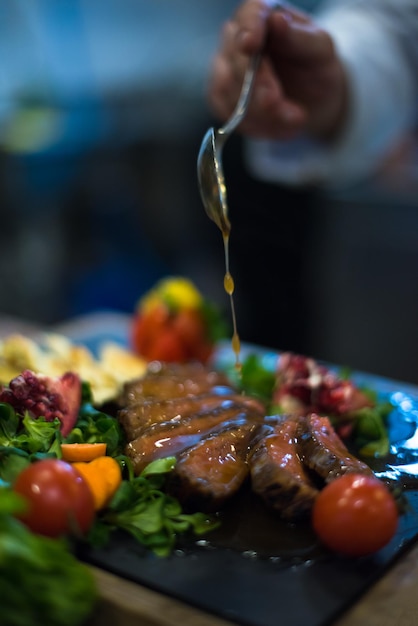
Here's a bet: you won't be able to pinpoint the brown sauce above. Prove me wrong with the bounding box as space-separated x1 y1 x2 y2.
206 189 324 558
222 232 241 373
182 486 323 565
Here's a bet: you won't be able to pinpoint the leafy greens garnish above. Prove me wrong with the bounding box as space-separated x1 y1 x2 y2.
88 457 220 557
64 383 124 456
0 383 220 556
237 353 277 404
226 352 393 458
201 299 230 344
0 403 62 483
0 487 97 626
0 381 125 484
351 401 393 457
0 402 61 454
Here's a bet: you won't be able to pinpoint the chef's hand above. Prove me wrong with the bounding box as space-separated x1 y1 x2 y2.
208 0 348 142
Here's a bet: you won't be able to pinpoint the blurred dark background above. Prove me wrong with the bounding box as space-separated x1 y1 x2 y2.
0 0 417 385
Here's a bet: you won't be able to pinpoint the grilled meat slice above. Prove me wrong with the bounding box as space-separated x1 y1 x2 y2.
142 361 226 379
169 421 269 512
124 376 232 406
249 416 319 520
119 391 265 441
120 361 231 406
126 402 263 474
297 413 374 483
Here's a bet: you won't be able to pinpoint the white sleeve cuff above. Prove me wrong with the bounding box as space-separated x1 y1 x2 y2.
245 4 417 188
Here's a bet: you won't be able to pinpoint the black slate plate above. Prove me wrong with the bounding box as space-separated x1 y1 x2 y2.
76 338 418 626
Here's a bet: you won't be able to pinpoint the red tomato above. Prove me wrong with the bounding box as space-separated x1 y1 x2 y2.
146 327 188 363
131 305 170 356
173 309 214 363
312 473 399 557
132 303 214 363
131 314 149 354
13 459 95 538
172 308 206 349
172 308 213 363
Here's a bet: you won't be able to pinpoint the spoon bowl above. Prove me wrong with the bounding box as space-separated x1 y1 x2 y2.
197 127 230 235
197 53 260 236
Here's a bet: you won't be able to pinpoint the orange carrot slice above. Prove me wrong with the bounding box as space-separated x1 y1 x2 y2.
73 461 108 510
90 456 122 505
72 456 122 511
61 442 107 463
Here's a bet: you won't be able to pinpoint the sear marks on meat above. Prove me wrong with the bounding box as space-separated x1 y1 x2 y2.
120 361 231 407
119 390 265 442
118 361 374 522
125 401 264 475
297 413 374 483
123 376 230 405
249 416 320 520
169 422 270 512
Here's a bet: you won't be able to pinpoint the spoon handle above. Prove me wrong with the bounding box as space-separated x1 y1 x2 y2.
218 2 286 138
219 52 261 137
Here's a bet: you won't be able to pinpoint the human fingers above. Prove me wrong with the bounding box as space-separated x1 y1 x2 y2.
208 16 275 114
234 1 309 55
208 2 309 139
208 54 306 140
265 10 346 137
207 20 250 119
241 97 307 140
267 10 335 64
208 47 281 123
272 56 340 106
209 1 291 116
232 0 273 55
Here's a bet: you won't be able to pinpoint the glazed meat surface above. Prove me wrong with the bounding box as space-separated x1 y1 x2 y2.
169 422 269 512
120 361 231 406
297 413 374 482
120 390 264 441
125 401 263 474
118 361 374 521
249 417 319 520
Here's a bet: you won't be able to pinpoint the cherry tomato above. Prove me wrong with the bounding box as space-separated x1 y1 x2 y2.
146 327 188 363
312 473 399 557
13 458 95 538
173 308 213 362
172 308 206 349
132 302 213 363
131 305 170 356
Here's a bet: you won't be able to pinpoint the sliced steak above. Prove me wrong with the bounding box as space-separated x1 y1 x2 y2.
297 413 374 483
169 421 269 512
121 373 232 406
143 361 227 379
126 402 262 474
120 361 231 406
119 391 265 441
249 416 319 520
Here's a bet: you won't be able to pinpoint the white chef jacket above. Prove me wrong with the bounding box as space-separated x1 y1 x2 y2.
245 0 418 188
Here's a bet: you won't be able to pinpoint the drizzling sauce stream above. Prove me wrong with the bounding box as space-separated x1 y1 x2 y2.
204 147 241 371
222 231 241 372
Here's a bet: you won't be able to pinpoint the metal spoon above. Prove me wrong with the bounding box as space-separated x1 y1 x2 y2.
197 53 260 236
